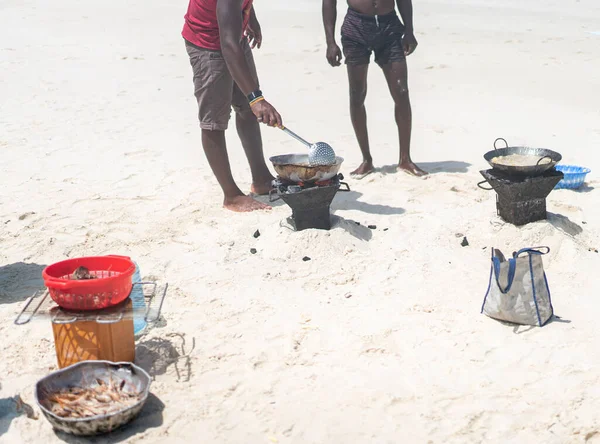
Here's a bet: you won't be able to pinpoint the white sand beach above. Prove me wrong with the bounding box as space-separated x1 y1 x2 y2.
1 0 600 442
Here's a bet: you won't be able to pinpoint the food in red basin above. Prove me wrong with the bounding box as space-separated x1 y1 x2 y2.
43 255 135 311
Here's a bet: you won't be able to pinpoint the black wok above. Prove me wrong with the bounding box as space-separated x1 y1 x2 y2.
484 138 562 177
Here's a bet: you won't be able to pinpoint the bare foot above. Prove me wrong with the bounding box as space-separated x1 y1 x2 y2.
398 161 428 177
223 195 271 212
250 177 275 196
351 160 375 177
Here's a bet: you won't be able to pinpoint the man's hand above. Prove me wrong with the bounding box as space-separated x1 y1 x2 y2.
326 43 342 67
402 31 418 56
251 100 282 127
246 11 262 49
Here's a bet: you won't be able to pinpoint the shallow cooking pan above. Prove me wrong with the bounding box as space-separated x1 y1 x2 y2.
484 138 562 177
270 154 344 183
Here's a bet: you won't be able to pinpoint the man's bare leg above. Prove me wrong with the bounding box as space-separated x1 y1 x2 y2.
201 129 271 212
347 64 375 176
381 60 427 177
235 108 275 195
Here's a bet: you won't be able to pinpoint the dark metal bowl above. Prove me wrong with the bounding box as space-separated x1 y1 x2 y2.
484 138 562 177
270 154 344 183
35 361 151 436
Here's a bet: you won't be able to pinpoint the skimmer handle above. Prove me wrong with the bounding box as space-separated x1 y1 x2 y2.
279 126 312 148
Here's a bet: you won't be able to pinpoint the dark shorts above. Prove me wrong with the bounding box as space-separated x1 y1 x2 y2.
341 8 406 67
185 38 258 131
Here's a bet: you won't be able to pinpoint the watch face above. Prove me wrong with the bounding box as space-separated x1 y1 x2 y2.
248 90 262 101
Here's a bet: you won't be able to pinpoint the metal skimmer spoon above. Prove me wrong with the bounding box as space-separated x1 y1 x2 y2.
279 126 336 166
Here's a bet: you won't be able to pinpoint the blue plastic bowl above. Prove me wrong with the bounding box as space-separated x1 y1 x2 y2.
554 165 591 190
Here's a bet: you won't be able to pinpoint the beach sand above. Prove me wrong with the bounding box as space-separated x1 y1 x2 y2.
1 0 600 442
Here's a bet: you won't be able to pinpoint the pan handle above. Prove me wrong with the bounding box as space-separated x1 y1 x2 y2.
269 188 281 203
536 155 552 165
477 180 495 191
493 138 509 150
338 182 350 192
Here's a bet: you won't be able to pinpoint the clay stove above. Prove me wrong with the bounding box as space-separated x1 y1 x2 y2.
479 168 564 226
270 174 350 231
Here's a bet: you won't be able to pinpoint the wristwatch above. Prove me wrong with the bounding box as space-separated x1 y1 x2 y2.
247 89 263 103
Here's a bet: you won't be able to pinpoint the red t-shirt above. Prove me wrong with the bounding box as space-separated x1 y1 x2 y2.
182 0 253 50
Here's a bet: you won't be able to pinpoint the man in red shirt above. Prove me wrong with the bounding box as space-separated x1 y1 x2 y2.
183 0 282 212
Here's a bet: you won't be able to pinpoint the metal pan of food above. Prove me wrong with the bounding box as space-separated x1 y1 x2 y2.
270 154 344 183
484 138 562 176
35 361 151 436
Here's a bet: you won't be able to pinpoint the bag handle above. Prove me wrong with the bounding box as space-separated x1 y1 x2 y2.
492 256 517 294
490 246 549 294
514 246 550 258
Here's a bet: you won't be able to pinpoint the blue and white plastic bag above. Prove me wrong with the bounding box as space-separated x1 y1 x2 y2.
481 247 554 327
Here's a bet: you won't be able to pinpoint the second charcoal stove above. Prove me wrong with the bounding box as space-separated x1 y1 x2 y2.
478 168 564 226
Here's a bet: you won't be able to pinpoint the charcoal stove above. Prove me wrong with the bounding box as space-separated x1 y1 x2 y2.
270 173 350 231
478 168 564 226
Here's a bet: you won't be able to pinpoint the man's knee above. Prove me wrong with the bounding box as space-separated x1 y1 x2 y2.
397 84 409 95
391 82 410 103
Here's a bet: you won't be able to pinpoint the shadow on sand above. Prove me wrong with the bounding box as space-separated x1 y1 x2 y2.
0 262 47 305
374 160 472 175
547 213 583 237
573 183 594 193
53 393 165 444
0 396 19 437
278 214 374 241
331 215 374 241
254 194 286 207
494 315 572 334
333 191 405 216
136 334 195 383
